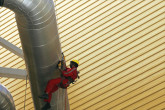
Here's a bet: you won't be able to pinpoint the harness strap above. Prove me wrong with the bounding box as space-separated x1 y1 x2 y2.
59 77 72 89
63 68 76 75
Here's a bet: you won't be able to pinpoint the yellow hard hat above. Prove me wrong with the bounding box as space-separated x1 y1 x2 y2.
71 60 79 65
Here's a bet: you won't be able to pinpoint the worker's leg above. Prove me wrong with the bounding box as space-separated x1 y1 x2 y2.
40 78 61 110
39 78 61 100
44 84 59 103
45 78 61 94
41 78 62 109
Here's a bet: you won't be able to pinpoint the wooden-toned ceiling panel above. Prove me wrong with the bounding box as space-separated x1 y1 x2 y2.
1 55 20 67
149 101 165 110
109 83 165 110
67 25 164 93
0 0 164 110
58 0 139 43
86 69 165 110
58 0 165 110
122 87 165 110
69 48 164 106
0 22 17 38
0 11 14 26
60 0 163 59
58 0 106 36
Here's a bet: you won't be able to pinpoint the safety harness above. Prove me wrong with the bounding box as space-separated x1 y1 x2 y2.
59 71 80 89
67 71 80 84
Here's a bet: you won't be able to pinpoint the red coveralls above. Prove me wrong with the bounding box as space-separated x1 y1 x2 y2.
44 67 78 103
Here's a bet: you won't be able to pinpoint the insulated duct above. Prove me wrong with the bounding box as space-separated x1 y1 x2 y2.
0 84 15 110
0 0 69 109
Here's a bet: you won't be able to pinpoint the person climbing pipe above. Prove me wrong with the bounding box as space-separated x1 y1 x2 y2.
39 54 80 110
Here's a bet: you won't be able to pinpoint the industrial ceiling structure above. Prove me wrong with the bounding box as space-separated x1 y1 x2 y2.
0 0 165 110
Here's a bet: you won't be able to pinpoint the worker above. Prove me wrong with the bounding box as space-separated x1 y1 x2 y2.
39 59 79 110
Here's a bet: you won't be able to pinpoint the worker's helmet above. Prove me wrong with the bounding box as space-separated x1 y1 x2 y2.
71 60 79 67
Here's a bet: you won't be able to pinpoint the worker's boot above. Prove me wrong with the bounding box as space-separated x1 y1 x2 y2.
39 93 49 99
41 102 51 110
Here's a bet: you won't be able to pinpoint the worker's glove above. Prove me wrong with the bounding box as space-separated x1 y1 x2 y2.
57 61 61 69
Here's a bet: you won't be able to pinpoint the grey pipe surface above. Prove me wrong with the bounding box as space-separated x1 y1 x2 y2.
0 84 15 110
1 0 69 109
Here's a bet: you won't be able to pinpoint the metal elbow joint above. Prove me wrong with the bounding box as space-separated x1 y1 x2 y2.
0 84 15 110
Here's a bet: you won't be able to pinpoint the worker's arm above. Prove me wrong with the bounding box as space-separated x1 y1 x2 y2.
58 52 66 70
62 68 76 77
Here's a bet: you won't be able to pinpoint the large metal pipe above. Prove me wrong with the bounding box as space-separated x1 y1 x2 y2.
0 84 15 110
0 0 69 109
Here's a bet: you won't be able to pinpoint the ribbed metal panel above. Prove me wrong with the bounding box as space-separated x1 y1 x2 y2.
0 0 165 110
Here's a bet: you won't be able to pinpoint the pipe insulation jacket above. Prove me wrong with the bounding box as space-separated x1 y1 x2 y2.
0 0 69 109
0 84 15 110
